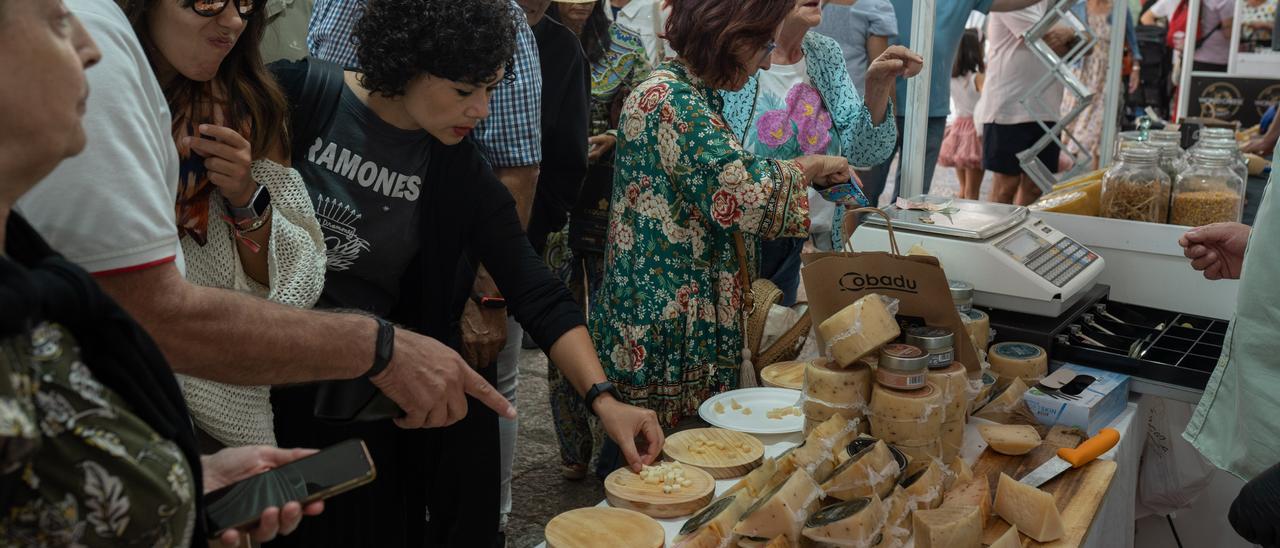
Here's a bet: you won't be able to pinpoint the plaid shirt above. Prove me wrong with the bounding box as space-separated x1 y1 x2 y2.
307 0 543 167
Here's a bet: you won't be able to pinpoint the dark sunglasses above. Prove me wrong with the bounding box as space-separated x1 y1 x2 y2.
189 0 259 18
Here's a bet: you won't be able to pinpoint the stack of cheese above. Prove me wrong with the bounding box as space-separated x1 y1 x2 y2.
815 293 901 369
869 383 944 475
988 342 1048 390
801 358 872 436
927 363 970 464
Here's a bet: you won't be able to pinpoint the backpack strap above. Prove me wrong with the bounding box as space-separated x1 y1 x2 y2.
270 57 346 162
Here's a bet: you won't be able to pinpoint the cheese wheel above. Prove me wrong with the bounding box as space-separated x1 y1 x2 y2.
994 473 1066 542
900 461 944 511
961 309 991 353
674 494 752 547
927 362 969 421
912 505 983 548
988 342 1048 385
881 486 912 548
941 418 965 464
801 497 886 548
803 359 872 408
817 294 901 367
988 525 1023 548
979 424 1042 456
821 438 901 501
733 470 824 543
942 478 991 523
869 384 944 445
896 442 943 477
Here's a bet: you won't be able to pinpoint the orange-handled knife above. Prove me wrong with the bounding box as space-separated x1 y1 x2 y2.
1019 428 1120 488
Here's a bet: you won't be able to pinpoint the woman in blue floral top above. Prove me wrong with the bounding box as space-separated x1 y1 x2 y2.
721 0 922 304
590 0 921 430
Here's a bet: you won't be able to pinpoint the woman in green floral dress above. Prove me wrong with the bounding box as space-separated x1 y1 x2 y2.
590 0 882 430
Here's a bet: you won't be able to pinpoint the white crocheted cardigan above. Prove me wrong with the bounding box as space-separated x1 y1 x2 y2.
177 159 326 447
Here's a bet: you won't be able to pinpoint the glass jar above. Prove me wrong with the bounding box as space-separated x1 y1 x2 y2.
949 279 974 313
1192 127 1248 181
1112 130 1148 161
1172 147 1244 226
1100 144 1171 223
1153 139 1188 190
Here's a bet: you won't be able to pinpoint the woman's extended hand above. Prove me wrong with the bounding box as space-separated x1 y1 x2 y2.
798 155 853 188
202 446 326 546
865 45 925 89
593 395 663 473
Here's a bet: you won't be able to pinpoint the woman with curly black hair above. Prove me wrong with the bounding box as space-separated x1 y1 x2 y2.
266 0 663 545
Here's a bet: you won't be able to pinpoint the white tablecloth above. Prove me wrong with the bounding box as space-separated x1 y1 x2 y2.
543 402 1141 547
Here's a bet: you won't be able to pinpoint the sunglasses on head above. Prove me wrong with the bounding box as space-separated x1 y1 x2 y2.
188 0 259 17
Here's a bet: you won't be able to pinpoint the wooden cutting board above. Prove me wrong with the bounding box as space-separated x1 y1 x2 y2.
761 360 807 390
974 425 1118 547
545 507 665 548
664 428 765 479
604 463 716 518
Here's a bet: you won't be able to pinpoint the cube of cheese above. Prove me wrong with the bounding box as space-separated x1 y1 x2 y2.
988 525 1024 548
994 473 1065 542
912 506 982 548
942 478 991 523
978 424 1042 456
817 294 900 367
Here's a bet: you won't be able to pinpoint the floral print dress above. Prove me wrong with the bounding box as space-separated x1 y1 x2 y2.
591 61 859 427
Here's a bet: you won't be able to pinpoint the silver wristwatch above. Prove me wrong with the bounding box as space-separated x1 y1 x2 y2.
226 184 271 222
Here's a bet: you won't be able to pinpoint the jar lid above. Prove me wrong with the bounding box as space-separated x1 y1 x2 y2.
879 343 929 371
1119 143 1159 161
1200 127 1235 140
948 279 974 302
1151 130 1181 143
905 326 955 351
1191 146 1236 161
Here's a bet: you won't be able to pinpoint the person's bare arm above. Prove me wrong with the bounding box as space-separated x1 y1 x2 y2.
494 165 540 228
991 0 1044 12
1140 9 1159 26
866 35 890 67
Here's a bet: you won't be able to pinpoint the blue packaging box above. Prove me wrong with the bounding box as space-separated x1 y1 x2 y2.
1022 363 1130 436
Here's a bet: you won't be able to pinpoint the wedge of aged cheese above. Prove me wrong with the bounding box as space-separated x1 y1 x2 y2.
881 486 912 548
961 309 990 353
805 414 862 462
988 525 1023 548
941 418 965 464
801 497 886 548
942 478 991 523
733 470 824 543
803 359 872 422
726 459 779 502
822 437 901 501
988 342 1048 385
900 461 944 511
789 441 837 483
927 362 969 421
976 377 1029 419
896 442 943 477
912 506 982 548
944 458 974 491
978 424 1042 456
762 535 793 548
994 473 1065 542
869 384 944 445
817 294 900 367
674 494 751 548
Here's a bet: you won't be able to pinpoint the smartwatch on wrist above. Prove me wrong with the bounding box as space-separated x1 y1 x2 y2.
364 317 395 379
226 184 271 222
584 381 621 416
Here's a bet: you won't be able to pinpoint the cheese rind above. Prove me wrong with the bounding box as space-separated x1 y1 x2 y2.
942 478 991 523
674 494 751 547
912 505 983 548
881 486 912 548
803 359 873 407
817 294 901 367
978 424 1042 456
869 384 944 445
988 342 1048 386
988 525 1024 548
821 438 901 501
994 473 1066 542
801 497 886 548
961 309 991 353
733 470 824 543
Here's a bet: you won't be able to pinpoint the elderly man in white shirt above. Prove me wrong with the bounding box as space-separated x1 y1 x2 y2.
605 0 674 65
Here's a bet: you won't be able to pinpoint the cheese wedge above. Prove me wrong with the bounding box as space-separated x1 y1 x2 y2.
941 418 965 464
762 535 792 548
881 486 912 548
674 494 751 548
960 309 990 353
869 384 944 445
944 458 974 491
804 414 862 462
942 478 991 523
988 525 1024 548
978 424 1042 456
900 461 944 511
733 470 824 543
976 377 1029 419
926 362 969 421
801 497 886 548
822 438 901 501
896 442 943 477
817 294 900 367
994 473 1065 542
988 342 1048 386
789 440 837 483
912 506 982 548
726 459 779 502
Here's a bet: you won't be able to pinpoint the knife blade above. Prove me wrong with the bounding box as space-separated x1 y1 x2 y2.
1019 428 1120 488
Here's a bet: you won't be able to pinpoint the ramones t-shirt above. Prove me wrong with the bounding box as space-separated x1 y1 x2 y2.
294 84 430 316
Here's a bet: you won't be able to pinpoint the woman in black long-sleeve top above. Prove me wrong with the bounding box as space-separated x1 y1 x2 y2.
265 0 662 545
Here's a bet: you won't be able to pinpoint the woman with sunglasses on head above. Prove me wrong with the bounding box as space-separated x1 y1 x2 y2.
0 0 324 545
589 0 912 458
115 0 327 453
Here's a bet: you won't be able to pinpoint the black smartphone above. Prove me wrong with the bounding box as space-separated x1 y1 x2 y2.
204 439 376 537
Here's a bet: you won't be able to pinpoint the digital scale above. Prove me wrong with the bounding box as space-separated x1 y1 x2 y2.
849 198 1106 317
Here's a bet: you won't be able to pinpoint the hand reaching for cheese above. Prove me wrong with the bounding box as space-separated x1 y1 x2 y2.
595 394 665 472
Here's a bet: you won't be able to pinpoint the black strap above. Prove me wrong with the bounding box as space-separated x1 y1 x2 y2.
271 58 346 162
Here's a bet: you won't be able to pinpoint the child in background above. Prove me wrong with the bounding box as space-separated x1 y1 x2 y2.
939 28 986 200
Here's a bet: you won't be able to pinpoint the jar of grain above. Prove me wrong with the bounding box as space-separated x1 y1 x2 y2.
1101 144 1171 223
1172 147 1243 227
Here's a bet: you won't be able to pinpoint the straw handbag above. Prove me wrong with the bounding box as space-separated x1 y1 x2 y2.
733 234 813 388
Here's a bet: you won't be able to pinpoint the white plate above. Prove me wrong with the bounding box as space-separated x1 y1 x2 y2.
698 387 804 434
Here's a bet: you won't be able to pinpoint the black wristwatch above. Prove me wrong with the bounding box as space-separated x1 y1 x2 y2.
584 381 620 416
226 184 271 221
364 317 395 379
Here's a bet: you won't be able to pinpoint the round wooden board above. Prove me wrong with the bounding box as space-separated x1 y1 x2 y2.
604 462 716 519
545 507 665 548
761 360 807 390
663 428 765 479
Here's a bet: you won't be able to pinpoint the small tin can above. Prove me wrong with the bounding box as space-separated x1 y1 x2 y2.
905 326 956 369
875 367 928 390
949 279 974 312
879 343 929 372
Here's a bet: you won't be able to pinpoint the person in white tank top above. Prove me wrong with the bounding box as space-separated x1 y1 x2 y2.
938 28 986 199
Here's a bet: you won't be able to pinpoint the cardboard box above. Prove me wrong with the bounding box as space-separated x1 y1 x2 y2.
1023 363 1130 436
